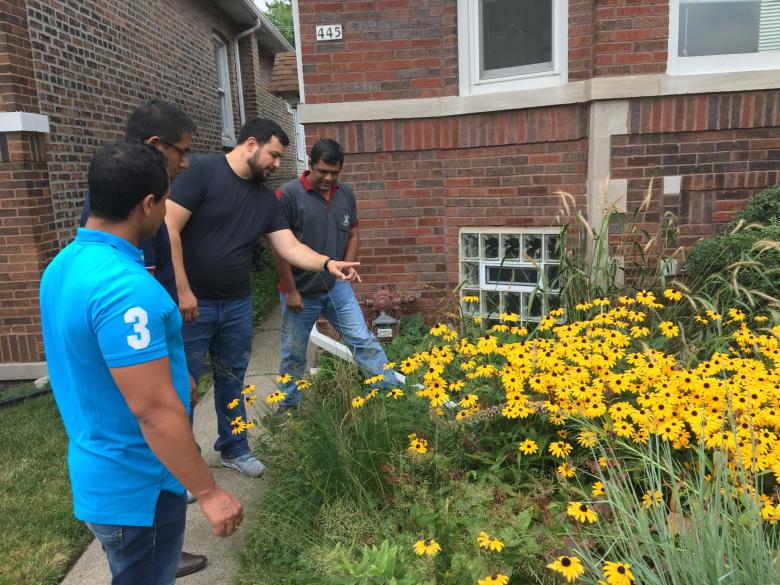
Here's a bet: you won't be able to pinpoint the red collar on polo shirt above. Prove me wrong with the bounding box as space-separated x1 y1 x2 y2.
300 170 338 204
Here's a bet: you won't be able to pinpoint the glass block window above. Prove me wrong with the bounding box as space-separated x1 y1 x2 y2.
459 228 561 324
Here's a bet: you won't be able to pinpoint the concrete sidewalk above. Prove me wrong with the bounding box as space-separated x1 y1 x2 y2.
62 306 290 585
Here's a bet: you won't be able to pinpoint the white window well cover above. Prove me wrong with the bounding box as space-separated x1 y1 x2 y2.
668 0 780 75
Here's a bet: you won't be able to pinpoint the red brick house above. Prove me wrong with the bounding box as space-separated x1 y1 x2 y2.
0 0 299 378
292 0 780 324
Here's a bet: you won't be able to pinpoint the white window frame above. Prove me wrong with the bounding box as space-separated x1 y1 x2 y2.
459 227 561 323
667 0 780 76
457 0 568 97
213 34 236 147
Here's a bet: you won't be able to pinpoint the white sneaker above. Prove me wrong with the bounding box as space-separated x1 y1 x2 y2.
186 490 197 504
220 452 266 478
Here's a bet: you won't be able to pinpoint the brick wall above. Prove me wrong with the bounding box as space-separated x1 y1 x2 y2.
305 106 589 314
298 0 458 104
25 0 297 247
612 90 780 246
0 0 297 366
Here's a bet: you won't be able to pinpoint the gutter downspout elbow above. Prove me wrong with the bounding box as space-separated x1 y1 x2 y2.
233 18 263 125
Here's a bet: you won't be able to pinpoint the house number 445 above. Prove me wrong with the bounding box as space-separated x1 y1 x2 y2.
315 24 342 41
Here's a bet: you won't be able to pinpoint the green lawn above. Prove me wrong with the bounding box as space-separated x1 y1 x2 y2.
0 393 92 585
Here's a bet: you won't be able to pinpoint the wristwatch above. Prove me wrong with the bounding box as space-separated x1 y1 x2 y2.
323 257 333 272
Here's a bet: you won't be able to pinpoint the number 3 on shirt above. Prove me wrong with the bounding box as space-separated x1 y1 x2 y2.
124 307 151 350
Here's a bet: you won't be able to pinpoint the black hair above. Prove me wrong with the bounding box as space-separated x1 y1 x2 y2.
125 99 196 144
88 141 169 222
310 138 344 166
236 117 289 146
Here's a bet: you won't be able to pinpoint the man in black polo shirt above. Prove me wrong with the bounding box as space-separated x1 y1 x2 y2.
273 139 399 409
166 120 357 479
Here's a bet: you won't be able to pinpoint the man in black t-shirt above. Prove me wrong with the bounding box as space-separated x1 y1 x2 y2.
166 118 358 478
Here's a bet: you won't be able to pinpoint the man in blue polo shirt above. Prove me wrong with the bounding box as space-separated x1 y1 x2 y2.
40 141 242 585
273 139 400 409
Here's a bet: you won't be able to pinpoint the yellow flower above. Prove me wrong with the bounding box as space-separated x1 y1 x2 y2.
266 391 285 404
413 538 441 557
241 384 255 395
473 316 482 324
705 309 722 321
230 416 244 427
592 481 605 496
276 373 292 384
754 315 768 322
630 326 649 338
557 462 576 478
499 312 519 323
294 379 311 390
477 574 509 585
603 561 634 585
549 441 573 458
477 531 504 552
364 374 384 385
245 394 257 406
694 315 709 324
400 358 421 375
351 396 366 408
576 430 598 448
459 394 479 408
408 437 429 455
462 295 480 303
567 502 598 523
728 307 746 322
659 321 680 338
227 398 240 409
663 288 683 301
547 555 584 582
635 290 656 306
519 439 538 455
642 489 662 509
387 388 404 399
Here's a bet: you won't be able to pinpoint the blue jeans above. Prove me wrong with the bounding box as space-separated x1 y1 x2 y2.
86 490 186 585
182 297 253 458
279 281 399 407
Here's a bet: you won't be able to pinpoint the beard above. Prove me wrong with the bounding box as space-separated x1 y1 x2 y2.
247 157 270 183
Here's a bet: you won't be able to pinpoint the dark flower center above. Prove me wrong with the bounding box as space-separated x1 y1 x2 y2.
579 504 588 512
561 557 571 567
617 566 626 574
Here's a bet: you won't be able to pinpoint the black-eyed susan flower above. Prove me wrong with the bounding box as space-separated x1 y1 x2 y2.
241 384 255 395
592 481 605 496
459 394 478 408
413 538 440 557
547 555 584 582
663 288 683 301
245 394 257 406
576 430 598 448
462 295 479 303
276 373 292 384
265 391 285 404
364 373 384 385
408 437 429 455
477 574 509 585
603 561 634 585
294 379 311 390
351 396 366 409
518 439 538 455
227 398 239 409
387 388 404 399
642 489 662 509
549 441 573 458
477 531 504 552
567 502 598 523
557 462 576 478
635 290 656 305
659 321 680 338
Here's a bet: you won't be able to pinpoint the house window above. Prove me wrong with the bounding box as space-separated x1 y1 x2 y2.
457 0 568 96
213 34 236 147
668 0 780 75
459 228 561 324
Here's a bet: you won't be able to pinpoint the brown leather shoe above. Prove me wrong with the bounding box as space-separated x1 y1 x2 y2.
176 551 207 578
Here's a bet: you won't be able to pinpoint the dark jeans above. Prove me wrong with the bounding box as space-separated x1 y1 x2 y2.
86 490 186 585
182 297 253 458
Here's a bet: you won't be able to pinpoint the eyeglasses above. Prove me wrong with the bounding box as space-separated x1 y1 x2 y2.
161 140 191 158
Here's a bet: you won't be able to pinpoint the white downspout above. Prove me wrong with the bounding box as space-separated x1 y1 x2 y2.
233 18 263 125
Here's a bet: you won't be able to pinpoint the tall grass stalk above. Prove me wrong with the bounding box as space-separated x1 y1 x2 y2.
574 436 779 585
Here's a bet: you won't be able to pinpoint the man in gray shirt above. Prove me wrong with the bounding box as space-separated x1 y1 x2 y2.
273 139 399 408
